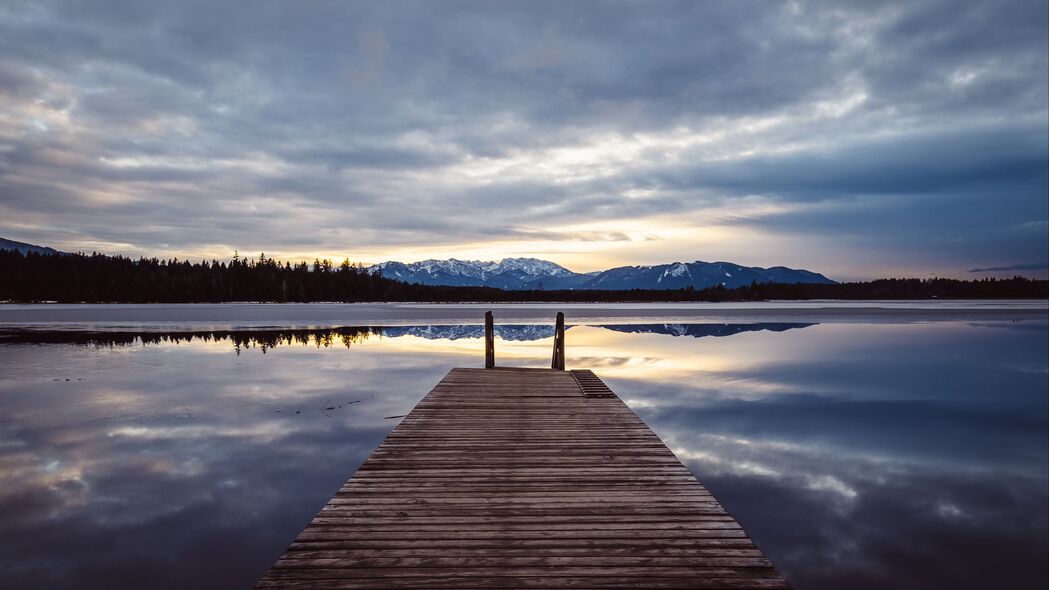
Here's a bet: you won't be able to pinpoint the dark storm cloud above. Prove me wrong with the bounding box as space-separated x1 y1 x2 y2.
0 0 1045 275
664 124 1049 198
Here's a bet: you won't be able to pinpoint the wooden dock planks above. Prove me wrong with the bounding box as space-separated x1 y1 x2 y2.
258 367 788 589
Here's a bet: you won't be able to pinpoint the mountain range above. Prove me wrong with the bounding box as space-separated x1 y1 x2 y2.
0 237 59 256
367 258 835 290
0 236 836 290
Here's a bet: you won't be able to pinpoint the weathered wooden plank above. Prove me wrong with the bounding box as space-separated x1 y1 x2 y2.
261 566 787 579
318 506 730 514
258 577 791 590
285 539 763 553
257 367 787 589
292 530 753 541
270 556 774 568
289 547 767 554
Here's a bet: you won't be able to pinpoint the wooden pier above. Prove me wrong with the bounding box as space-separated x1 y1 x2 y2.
258 361 787 588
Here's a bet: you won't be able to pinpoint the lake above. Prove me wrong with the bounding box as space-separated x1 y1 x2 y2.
0 303 1046 589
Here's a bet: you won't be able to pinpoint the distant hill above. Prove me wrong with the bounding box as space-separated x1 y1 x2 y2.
368 258 599 290
0 237 59 255
584 261 836 290
368 257 836 290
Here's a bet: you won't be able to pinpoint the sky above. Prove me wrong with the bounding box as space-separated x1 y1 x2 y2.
0 0 1046 281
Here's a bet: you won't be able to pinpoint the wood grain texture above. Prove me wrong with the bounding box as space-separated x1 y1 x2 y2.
257 368 788 589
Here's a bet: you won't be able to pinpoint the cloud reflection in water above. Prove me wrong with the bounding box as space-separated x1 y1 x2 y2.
0 320 1045 589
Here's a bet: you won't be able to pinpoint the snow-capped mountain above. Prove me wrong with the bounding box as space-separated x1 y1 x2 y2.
368 257 836 290
367 258 598 289
583 261 836 290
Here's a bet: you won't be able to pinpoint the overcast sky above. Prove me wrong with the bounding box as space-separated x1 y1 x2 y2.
1 0 1046 280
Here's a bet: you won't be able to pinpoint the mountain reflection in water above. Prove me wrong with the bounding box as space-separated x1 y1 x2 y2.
0 322 815 350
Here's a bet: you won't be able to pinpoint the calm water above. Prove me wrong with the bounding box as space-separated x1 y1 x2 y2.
0 317 1047 589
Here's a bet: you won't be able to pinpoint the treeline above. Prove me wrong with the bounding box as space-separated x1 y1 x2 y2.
1 249 1046 303
0 250 492 303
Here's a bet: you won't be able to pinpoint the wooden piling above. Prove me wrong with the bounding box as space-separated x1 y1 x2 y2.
484 311 495 369
551 312 565 370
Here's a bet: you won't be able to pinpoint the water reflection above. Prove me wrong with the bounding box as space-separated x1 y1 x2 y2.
597 322 1049 589
602 322 815 338
0 321 815 349
0 320 1045 589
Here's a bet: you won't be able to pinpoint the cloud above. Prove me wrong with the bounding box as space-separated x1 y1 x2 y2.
969 262 1049 272
0 0 1045 277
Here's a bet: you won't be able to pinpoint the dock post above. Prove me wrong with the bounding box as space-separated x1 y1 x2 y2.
484 311 495 368
551 312 565 370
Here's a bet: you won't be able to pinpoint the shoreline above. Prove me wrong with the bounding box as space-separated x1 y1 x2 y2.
0 300 1045 331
